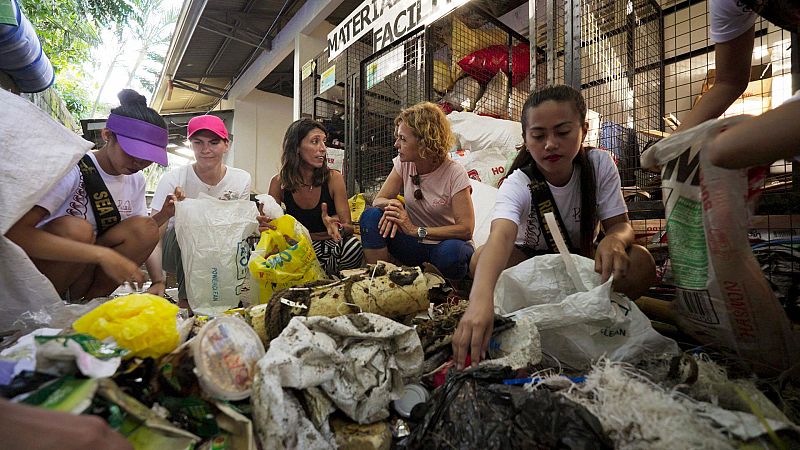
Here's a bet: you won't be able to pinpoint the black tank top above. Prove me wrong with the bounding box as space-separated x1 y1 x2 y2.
283 179 337 233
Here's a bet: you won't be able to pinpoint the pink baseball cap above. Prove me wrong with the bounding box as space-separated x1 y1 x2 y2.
187 115 229 140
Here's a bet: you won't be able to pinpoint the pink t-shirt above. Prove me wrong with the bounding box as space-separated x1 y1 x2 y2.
392 156 471 243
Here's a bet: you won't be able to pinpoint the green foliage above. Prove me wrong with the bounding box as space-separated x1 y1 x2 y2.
18 0 133 117
53 66 96 120
19 0 131 72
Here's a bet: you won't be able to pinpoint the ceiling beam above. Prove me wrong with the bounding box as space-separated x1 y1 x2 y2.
197 21 271 51
227 0 346 102
172 78 228 98
204 8 278 23
204 0 261 78
199 16 267 43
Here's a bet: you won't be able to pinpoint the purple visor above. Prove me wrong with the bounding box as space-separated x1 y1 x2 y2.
106 113 169 166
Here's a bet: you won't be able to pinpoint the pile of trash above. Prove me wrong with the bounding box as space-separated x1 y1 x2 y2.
2 255 799 449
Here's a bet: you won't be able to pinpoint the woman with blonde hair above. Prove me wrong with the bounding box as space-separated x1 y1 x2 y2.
360 102 475 279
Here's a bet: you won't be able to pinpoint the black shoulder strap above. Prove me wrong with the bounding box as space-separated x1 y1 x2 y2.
519 162 576 253
78 154 121 236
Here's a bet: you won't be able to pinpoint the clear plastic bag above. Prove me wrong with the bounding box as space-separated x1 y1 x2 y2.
174 194 259 316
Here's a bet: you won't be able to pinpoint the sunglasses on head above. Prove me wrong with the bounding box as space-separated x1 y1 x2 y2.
411 174 423 200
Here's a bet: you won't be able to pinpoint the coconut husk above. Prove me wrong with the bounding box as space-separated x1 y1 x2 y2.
260 263 443 342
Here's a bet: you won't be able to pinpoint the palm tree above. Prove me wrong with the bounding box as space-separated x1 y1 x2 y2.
89 23 126 117
88 0 176 115
125 0 178 93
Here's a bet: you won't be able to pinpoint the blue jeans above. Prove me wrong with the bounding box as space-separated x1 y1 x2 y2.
360 207 474 279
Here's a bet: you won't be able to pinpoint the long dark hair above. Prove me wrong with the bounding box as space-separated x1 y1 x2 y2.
508 85 597 257
280 118 329 191
111 89 166 129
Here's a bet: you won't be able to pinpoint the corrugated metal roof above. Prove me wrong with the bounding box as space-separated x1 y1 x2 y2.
157 0 527 113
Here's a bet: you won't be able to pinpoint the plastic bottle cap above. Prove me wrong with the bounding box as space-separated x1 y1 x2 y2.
393 384 429 418
192 316 265 401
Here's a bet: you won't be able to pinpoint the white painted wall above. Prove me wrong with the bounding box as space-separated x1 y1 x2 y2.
230 90 293 193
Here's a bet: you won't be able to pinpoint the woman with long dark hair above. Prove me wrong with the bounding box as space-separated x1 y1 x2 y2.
452 85 657 369
6 89 168 300
262 118 363 275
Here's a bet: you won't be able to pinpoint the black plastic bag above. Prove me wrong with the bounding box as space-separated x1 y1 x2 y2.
402 367 612 450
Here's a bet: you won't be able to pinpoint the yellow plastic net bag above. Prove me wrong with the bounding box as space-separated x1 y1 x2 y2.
72 294 180 359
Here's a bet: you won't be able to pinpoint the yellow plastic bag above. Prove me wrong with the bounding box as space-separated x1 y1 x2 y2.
248 215 325 304
72 294 180 359
348 193 366 234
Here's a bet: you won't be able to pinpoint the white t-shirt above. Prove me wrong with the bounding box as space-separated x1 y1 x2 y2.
491 149 627 250
37 152 147 232
151 164 251 228
710 0 757 43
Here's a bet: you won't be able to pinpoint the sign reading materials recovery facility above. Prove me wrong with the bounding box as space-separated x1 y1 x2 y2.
327 0 471 61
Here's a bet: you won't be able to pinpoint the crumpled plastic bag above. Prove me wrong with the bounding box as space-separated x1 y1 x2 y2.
251 313 423 450
72 294 179 359
402 367 612 449
255 193 284 220
497 254 679 369
457 43 530 86
248 215 325 304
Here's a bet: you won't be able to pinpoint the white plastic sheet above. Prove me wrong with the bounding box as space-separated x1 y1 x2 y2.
0 89 94 331
497 253 679 369
252 313 423 450
469 179 497 247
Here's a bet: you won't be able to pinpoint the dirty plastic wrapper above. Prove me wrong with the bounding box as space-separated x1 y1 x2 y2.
175 194 259 316
640 117 800 375
192 316 265 401
0 328 60 385
34 334 129 379
252 313 423 449
496 253 679 369
0 89 95 332
19 375 99 414
98 378 200 449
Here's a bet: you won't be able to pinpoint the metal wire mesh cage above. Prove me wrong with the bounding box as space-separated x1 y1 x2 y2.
532 0 664 194
355 6 530 193
299 35 373 188
530 0 799 306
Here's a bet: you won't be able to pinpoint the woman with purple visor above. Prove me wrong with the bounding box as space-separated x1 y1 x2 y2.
6 89 170 301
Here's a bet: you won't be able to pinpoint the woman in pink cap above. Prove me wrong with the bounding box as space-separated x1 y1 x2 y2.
6 89 170 301
148 114 251 306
